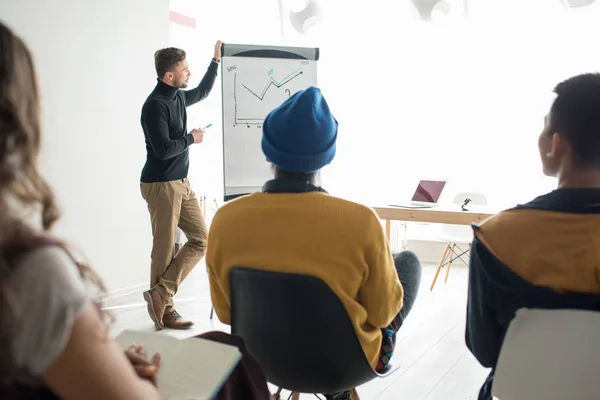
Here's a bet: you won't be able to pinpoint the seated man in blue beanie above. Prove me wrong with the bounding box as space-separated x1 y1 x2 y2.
206 87 422 400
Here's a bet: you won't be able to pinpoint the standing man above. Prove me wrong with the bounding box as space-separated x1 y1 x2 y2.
140 40 222 330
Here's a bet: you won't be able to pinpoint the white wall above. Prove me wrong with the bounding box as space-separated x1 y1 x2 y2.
307 0 600 210
169 0 282 207
0 0 170 292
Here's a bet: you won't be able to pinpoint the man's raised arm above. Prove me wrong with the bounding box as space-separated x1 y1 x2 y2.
184 40 223 107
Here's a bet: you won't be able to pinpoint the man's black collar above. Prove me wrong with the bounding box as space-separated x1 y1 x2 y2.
262 177 328 194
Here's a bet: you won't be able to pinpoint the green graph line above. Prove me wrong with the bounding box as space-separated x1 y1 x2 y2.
242 68 303 101
262 68 302 96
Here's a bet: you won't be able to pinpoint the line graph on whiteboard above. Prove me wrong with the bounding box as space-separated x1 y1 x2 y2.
225 60 316 129
241 68 303 101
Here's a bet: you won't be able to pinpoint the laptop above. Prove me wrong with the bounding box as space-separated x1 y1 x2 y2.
390 180 448 209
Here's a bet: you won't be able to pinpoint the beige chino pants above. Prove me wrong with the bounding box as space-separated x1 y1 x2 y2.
140 178 207 306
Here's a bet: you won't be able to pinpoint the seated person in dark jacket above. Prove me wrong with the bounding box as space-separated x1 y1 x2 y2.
466 73 600 400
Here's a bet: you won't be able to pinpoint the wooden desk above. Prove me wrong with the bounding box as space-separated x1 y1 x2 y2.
372 206 495 240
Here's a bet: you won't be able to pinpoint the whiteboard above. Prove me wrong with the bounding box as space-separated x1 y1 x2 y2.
220 44 319 199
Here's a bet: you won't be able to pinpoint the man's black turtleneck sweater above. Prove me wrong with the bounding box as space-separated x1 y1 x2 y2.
140 61 218 183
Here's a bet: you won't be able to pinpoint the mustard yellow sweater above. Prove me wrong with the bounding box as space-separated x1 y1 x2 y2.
206 191 404 368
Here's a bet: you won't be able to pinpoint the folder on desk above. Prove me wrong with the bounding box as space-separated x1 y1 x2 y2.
115 330 242 400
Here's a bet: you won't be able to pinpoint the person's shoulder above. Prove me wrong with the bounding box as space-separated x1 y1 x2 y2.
329 195 381 217
17 245 71 269
218 193 255 211
213 193 379 223
210 194 256 225
142 96 168 113
472 193 560 267
474 205 546 258
321 195 383 230
12 245 86 290
8 244 91 379
476 192 556 237
143 96 166 107
476 208 522 235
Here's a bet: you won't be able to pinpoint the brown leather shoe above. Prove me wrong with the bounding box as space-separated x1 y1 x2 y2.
143 288 167 330
163 309 195 330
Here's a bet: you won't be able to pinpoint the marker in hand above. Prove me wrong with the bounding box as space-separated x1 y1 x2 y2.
191 124 212 144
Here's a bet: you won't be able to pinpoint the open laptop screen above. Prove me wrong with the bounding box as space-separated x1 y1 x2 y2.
411 180 447 204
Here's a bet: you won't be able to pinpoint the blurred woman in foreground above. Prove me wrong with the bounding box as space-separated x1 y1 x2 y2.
0 20 270 400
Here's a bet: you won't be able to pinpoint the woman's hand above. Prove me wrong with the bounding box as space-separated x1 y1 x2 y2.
125 344 161 387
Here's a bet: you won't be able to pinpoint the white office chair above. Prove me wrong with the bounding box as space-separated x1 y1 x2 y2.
430 191 487 291
493 308 600 400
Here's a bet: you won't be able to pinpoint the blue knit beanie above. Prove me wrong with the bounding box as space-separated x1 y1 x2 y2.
262 86 338 174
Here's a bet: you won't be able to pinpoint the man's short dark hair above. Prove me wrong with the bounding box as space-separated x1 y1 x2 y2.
550 73 600 167
154 47 186 78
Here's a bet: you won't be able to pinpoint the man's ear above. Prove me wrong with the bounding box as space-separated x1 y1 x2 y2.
548 132 568 158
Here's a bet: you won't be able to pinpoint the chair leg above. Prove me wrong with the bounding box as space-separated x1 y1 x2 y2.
173 242 180 259
444 243 456 283
430 244 451 291
270 387 283 400
206 264 214 320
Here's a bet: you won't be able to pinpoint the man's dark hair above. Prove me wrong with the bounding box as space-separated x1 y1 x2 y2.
154 47 186 78
550 73 600 167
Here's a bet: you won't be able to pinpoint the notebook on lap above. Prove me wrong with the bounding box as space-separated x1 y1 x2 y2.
115 330 242 400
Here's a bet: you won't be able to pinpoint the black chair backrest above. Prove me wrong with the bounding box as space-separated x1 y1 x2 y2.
230 267 377 394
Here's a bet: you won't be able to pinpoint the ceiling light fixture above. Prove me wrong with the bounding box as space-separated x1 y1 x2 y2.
410 0 448 21
560 0 596 7
289 0 323 35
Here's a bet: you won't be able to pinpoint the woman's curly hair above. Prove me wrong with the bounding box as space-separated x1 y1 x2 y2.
0 21 108 377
